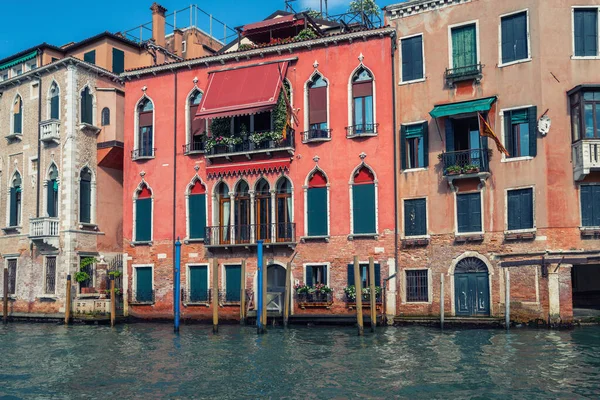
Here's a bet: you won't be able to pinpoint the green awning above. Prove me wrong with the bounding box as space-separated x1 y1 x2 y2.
429 96 497 118
0 51 37 72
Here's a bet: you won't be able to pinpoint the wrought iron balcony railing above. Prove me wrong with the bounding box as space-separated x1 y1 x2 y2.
441 148 490 176
181 289 212 304
29 217 60 238
302 128 331 143
204 129 295 158
346 123 379 137
183 140 205 154
445 63 483 85
205 222 296 247
131 147 156 160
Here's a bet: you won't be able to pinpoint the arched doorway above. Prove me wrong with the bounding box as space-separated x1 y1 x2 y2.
454 257 490 316
267 264 286 312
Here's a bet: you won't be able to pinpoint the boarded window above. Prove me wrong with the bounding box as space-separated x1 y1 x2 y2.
504 106 537 158
406 270 428 302
501 11 528 63
112 48 125 74
135 185 152 242
7 259 17 295
404 198 427 237
507 188 534 231
189 181 206 239
574 9 598 57
580 185 600 227
401 35 424 82
352 167 376 234
457 192 482 233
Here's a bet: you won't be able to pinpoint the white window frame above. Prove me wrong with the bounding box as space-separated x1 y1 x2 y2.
133 94 155 156
185 86 203 148
571 6 600 60
401 196 430 239
132 180 154 244
186 263 210 305
347 62 377 131
504 185 536 234
453 190 485 236
401 120 429 172
499 104 535 163
6 169 24 228
302 263 331 286
47 81 61 120
399 33 426 85
182 40 187 53
302 166 331 239
578 182 600 229
447 20 481 70
43 162 61 219
79 84 97 126
303 70 330 133
132 264 154 303
401 268 432 304
498 9 532 68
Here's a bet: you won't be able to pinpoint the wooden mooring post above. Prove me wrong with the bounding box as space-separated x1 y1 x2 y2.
284 262 291 328
240 260 246 325
440 273 445 330
368 257 376 332
353 256 364 336
110 277 116 328
3 267 8 324
64 275 72 325
212 258 219 333
505 268 510 330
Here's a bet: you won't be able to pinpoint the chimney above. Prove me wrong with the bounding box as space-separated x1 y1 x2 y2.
173 29 184 57
150 2 167 47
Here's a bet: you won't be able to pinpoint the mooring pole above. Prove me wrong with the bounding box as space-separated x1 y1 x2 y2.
353 256 364 336
110 276 116 328
3 267 8 324
174 238 182 333
64 275 72 325
257 240 264 334
368 257 376 332
505 268 510 330
284 261 291 328
212 257 219 333
240 259 246 325
440 273 445 330
262 254 267 328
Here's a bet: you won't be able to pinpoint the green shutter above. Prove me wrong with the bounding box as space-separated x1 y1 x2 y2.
400 125 407 170
504 110 514 157
353 184 376 234
452 24 477 69
508 189 534 230
501 14 514 63
136 267 152 302
189 194 206 239
374 263 381 287
457 194 469 233
405 198 426 236
514 12 528 61
112 48 125 74
574 9 598 57
47 180 57 218
9 188 17 227
457 193 481 233
445 118 454 152
507 190 521 231
528 106 537 157
521 189 534 229
469 192 482 232
136 198 152 242
422 122 429 168
413 36 423 80
80 180 91 223
347 264 355 286
307 187 327 236
225 265 241 302
305 266 313 286
401 38 413 82
51 95 59 120
581 186 593 227
14 109 22 134
593 186 600 227
84 50 96 64
189 265 208 302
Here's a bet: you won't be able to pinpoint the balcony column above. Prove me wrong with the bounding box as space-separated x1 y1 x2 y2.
249 190 256 244
270 189 276 243
229 191 235 245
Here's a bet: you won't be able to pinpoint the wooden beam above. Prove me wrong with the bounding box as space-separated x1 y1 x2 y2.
64 275 71 325
369 257 376 332
212 258 219 333
284 262 291 328
3 267 8 324
353 256 363 336
110 278 116 328
240 259 246 325
262 255 267 327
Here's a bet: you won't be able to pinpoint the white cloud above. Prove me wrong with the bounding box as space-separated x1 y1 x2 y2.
299 0 349 12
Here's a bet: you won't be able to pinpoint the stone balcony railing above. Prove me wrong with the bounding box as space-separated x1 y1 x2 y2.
573 139 600 181
40 119 60 143
29 217 60 238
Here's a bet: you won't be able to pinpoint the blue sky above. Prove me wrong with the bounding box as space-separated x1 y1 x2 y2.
0 0 401 60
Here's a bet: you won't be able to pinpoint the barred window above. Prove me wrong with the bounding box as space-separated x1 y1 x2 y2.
406 269 428 302
45 256 57 295
7 259 17 295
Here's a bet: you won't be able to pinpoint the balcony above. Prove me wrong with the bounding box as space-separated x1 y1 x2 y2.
573 139 600 181
302 128 331 143
440 148 490 190
205 222 296 248
445 63 483 87
29 217 60 248
346 123 379 138
40 119 60 144
183 140 205 155
204 129 295 160
131 147 156 160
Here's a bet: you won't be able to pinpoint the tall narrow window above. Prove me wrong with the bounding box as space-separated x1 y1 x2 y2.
47 165 59 218
501 11 529 64
255 179 271 241
79 168 92 223
112 48 125 74
352 166 376 234
308 73 328 134
574 8 598 57
49 82 60 120
138 98 154 157
404 198 427 237
234 181 250 243
7 259 17 295
401 122 428 169
276 178 293 242
225 264 242 302
81 87 93 125
189 90 205 152
351 68 374 134
9 173 22 227
507 188 534 231
456 192 482 234
12 95 23 134
504 107 537 158
401 35 424 82
101 107 110 126
581 185 600 227
451 23 478 72
216 182 230 244
135 184 152 242
188 180 206 240
45 256 57 295
307 170 328 237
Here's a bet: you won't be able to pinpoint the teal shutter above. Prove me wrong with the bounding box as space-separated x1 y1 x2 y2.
528 106 537 157
445 118 454 152
112 48 125 74
469 193 482 232
422 122 429 168
514 12 528 60
9 188 17 227
575 9 598 57
401 38 413 82
457 193 481 233
400 125 407 170
225 265 241 302
507 190 520 231
457 194 469 233
305 266 313 286
14 109 22 134
593 186 600 227
189 265 208 302
307 187 327 236
84 50 96 64
47 180 57 217
374 264 381 287
189 194 206 239
353 184 376 234
401 35 423 81
136 267 152 302
501 14 514 63
504 110 513 157
509 189 534 230
50 95 59 120
347 264 354 286
80 179 91 223
135 198 152 242
581 186 593 227
452 24 477 68
521 189 534 229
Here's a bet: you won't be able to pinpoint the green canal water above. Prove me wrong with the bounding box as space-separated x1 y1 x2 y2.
1 323 599 399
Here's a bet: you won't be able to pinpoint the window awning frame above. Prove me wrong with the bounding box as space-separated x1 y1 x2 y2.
429 96 497 119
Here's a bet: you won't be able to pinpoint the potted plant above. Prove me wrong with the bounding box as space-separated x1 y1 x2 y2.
76 257 97 294
463 164 480 174
446 165 462 175
343 285 357 301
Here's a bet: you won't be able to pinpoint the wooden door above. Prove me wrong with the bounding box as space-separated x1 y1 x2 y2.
455 272 489 316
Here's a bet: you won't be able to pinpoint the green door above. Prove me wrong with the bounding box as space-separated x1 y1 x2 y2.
455 273 489 316
136 267 152 303
189 265 208 302
225 265 241 302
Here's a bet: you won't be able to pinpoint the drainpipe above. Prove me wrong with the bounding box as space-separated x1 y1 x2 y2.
172 71 179 320
390 33 398 323
36 76 42 218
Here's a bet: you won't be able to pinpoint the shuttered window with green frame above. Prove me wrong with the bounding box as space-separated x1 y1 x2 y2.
189 265 208 302
225 265 241 302
456 192 482 233
400 122 428 170
401 35 423 82
574 8 598 57
352 183 376 234
189 194 206 239
307 187 327 236
580 185 600 227
504 106 537 158
501 11 529 64
305 265 328 286
507 188 534 231
112 48 125 74
451 23 477 69
404 198 427 237
135 198 152 242
347 263 381 288
135 266 153 303
83 50 96 65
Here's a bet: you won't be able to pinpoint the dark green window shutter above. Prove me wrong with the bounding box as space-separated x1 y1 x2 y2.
136 198 152 242
469 193 482 232
422 122 429 167
508 188 534 230
452 24 476 68
528 106 537 157
305 266 313 286
9 188 17 227
514 12 528 60
457 194 469 233
401 38 413 82
507 190 521 231
352 183 376 234
347 264 354 286
445 118 454 152
504 110 514 157
501 14 514 63
14 109 22 134
400 125 407 170
189 194 206 239
112 48 125 74
457 193 481 233
401 36 423 82
575 9 598 57
136 267 152 302
225 265 241 302
47 180 57 218
84 50 96 64
374 263 381 287
50 95 59 120
405 198 427 236
189 265 208 302
581 186 593 227
593 186 600 227
80 179 91 223
521 189 534 229
307 187 327 236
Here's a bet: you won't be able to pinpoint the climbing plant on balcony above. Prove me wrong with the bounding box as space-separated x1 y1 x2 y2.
295 28 317 41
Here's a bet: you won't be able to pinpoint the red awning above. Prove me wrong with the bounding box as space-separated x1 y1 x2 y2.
195 61 289 120
242 15 296 33
206 159 290 179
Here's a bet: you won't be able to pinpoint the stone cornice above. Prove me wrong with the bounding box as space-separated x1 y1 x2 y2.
385 0 472 20
121 27 396 79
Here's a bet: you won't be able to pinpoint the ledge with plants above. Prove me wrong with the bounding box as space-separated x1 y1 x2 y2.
295 283 334 308
343 285 382 305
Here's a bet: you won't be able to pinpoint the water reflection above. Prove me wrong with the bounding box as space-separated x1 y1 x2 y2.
0 324 599 398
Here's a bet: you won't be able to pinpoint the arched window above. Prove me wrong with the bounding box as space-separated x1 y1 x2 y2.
81 87 93 125
47 165 59 218
79 168 92 223
9 172 22 227
135 183 152 242
255 178 271 241
352 68 374 134
235 181 250 243
216 182 230 244
49 82 60 120
307 73 328 135
101 107 110 126
352 166 376 234
188 179 206 240
307 170 328 237
138 98 154 157
12 95 23 134
189 90 205 152
276 178 293 242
